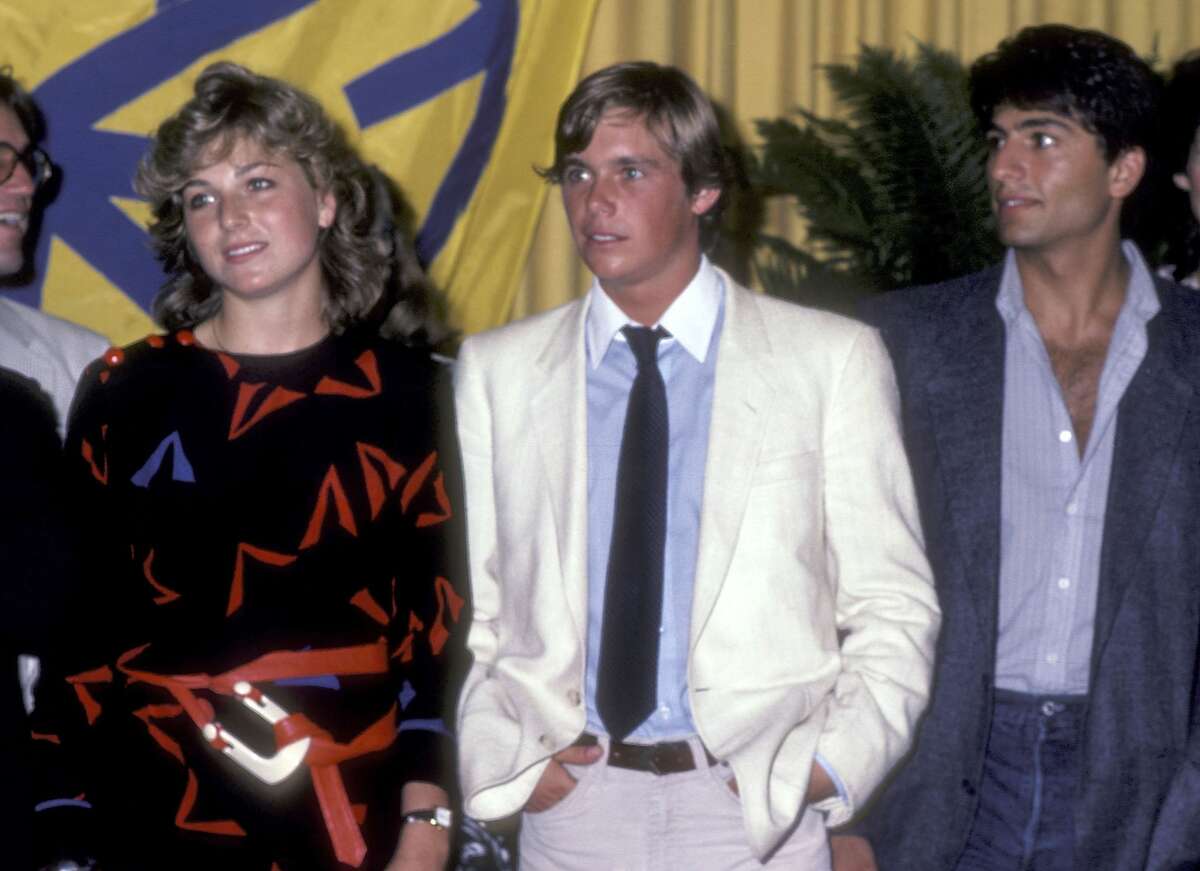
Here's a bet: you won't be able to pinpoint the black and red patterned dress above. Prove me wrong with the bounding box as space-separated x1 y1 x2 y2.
35 328 467 870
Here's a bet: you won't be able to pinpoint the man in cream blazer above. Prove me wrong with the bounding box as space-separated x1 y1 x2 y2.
455 62 939 869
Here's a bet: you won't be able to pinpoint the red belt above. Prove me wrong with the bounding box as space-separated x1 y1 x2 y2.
119 640 394 867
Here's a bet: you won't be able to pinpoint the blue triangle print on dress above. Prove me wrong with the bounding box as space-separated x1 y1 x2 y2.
399 680 417 710
131 431 197 488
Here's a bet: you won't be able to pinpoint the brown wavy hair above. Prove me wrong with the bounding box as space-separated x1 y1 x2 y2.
538 61 733 246
135 61 442 343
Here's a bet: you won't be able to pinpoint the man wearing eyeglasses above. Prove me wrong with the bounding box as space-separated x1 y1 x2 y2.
0 73 108 871
0 69 108 439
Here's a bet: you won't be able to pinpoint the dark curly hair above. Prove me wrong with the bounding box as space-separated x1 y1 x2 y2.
0 66 44 143
538 61 733 247
135 61 442 343
1162 52 1200 281
969 24 1159 162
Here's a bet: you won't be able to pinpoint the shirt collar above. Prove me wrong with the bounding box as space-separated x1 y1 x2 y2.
995 240 1161 327
584 255 723 369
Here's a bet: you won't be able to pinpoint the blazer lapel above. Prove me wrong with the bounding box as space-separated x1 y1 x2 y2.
919 271 1006 645
1092 286 1197 662
690 282 774 645
530 301 592 642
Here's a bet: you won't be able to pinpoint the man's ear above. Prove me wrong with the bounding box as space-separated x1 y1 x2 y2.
1174 171 1194 192
1109 147 1146 199
690 186 721 217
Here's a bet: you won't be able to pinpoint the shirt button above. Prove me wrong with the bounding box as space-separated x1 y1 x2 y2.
539 734 555 749
1058 429 1073 444
1065 503 1078 516
567 689 581 706
658 705 670 718
1046 653 1059 664
1057 577 1071 590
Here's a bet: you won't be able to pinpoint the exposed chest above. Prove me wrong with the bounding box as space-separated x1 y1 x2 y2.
1045 338 1109 452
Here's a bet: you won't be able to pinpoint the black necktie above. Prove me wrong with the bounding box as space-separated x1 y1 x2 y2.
596 325 669 742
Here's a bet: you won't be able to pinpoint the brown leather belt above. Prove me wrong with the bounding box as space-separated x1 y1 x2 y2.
576 732 718 775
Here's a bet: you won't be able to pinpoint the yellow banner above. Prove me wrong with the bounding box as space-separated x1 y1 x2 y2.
2 0 596 343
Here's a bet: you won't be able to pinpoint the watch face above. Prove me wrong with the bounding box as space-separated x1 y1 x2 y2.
407 806 454 829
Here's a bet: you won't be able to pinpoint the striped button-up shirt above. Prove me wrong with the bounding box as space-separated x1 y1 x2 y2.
994 241 1159 695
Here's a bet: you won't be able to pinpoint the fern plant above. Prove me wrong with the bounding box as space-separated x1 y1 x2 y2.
749 41 1001 308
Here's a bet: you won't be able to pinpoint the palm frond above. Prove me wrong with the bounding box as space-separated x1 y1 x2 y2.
748 40 1001 302
754 234 878 315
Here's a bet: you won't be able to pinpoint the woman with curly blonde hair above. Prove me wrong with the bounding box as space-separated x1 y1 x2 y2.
37 62 466 871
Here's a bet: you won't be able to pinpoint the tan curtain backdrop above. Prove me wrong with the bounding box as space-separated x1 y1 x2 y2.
500 0 1200 328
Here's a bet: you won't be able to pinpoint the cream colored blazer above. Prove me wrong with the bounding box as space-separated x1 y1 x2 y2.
454 275 939 859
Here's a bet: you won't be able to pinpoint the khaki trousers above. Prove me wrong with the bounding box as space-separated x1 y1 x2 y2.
518 736 831 870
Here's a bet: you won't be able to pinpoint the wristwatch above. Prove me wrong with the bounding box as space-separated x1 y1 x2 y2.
403 806 454 830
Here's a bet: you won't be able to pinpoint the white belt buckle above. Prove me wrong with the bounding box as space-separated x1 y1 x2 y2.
200 680 311 785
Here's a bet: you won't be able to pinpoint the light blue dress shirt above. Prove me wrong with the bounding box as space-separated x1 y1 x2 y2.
583 257 722 741
579 257 848 803
994 241 1159 695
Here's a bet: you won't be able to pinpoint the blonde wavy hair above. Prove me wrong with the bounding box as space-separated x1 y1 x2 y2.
135 61 441 343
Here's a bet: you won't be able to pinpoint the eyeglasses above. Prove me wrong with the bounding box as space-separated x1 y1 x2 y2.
0 142 53 188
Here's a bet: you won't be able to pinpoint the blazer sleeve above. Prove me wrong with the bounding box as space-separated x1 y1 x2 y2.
809 325 941 826
453 336 550 819
1146 714 1200 868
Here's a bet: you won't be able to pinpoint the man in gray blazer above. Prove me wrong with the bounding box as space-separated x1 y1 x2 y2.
833 24 1200 871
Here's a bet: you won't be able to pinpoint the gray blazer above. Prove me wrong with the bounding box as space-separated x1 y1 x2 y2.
857 266 1200 871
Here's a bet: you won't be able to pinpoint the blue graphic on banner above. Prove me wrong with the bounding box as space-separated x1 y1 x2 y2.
18 0 515 316
345 0 517 264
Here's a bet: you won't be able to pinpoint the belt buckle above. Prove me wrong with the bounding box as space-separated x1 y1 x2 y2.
199 680 311 785
646 743 665 776
1040 700 1065 717
626 742 667 776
